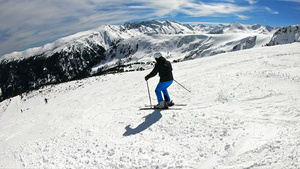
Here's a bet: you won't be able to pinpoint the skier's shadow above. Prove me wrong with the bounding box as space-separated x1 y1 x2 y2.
123 110 162 136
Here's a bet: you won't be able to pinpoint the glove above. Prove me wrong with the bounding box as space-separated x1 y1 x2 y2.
145 77 148 81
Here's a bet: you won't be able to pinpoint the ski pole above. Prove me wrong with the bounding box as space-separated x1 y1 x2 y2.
146 80 152 108
174 79 191 93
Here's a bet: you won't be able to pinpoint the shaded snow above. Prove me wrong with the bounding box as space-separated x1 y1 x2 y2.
0 43 300 168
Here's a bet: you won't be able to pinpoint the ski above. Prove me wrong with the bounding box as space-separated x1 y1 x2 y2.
144 103 187 107
139 107 182 110
170 103 187 107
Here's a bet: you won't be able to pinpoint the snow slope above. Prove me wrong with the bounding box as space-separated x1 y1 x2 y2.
0 43 300 168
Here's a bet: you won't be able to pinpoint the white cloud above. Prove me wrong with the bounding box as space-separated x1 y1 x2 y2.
247 0 258 4
177 2 253 16
265 7 279 14
235 14 250 20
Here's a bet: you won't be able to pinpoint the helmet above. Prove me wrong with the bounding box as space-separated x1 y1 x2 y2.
154 52 162 59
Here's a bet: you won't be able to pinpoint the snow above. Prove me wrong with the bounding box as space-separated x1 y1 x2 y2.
0 43 300 168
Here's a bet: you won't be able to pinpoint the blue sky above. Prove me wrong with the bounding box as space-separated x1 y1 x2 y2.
0 0 299 57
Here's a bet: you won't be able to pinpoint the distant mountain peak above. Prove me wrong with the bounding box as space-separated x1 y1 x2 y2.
267 25 300 46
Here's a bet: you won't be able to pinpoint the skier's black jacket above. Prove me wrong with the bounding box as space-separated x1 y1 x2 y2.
145 57 173 82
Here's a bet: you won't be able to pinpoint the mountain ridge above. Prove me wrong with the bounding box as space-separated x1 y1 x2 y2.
0 20 280 62
0 20 299 101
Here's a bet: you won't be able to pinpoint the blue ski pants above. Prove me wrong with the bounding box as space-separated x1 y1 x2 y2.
155 80 173 103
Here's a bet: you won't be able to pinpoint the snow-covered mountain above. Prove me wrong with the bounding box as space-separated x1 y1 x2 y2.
0 43 299 168
205 23 276 35
267 25 300 46
123 20 194 34
0 20 298 101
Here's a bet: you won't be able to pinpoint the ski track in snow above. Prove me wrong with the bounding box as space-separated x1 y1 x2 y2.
0 43 300 168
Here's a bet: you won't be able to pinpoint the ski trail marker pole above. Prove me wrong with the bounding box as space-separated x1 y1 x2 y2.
146 80 152 108
174 79 191 93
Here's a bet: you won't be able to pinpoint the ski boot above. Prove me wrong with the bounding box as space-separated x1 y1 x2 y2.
154 101 168 109
166 100 174 107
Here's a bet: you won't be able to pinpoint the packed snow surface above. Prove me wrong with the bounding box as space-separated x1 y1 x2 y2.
0 43 300 168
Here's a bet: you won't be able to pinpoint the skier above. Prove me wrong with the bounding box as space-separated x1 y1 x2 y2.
145 52 174 108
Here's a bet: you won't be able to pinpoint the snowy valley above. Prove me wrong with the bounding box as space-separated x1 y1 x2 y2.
0 42 300 168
